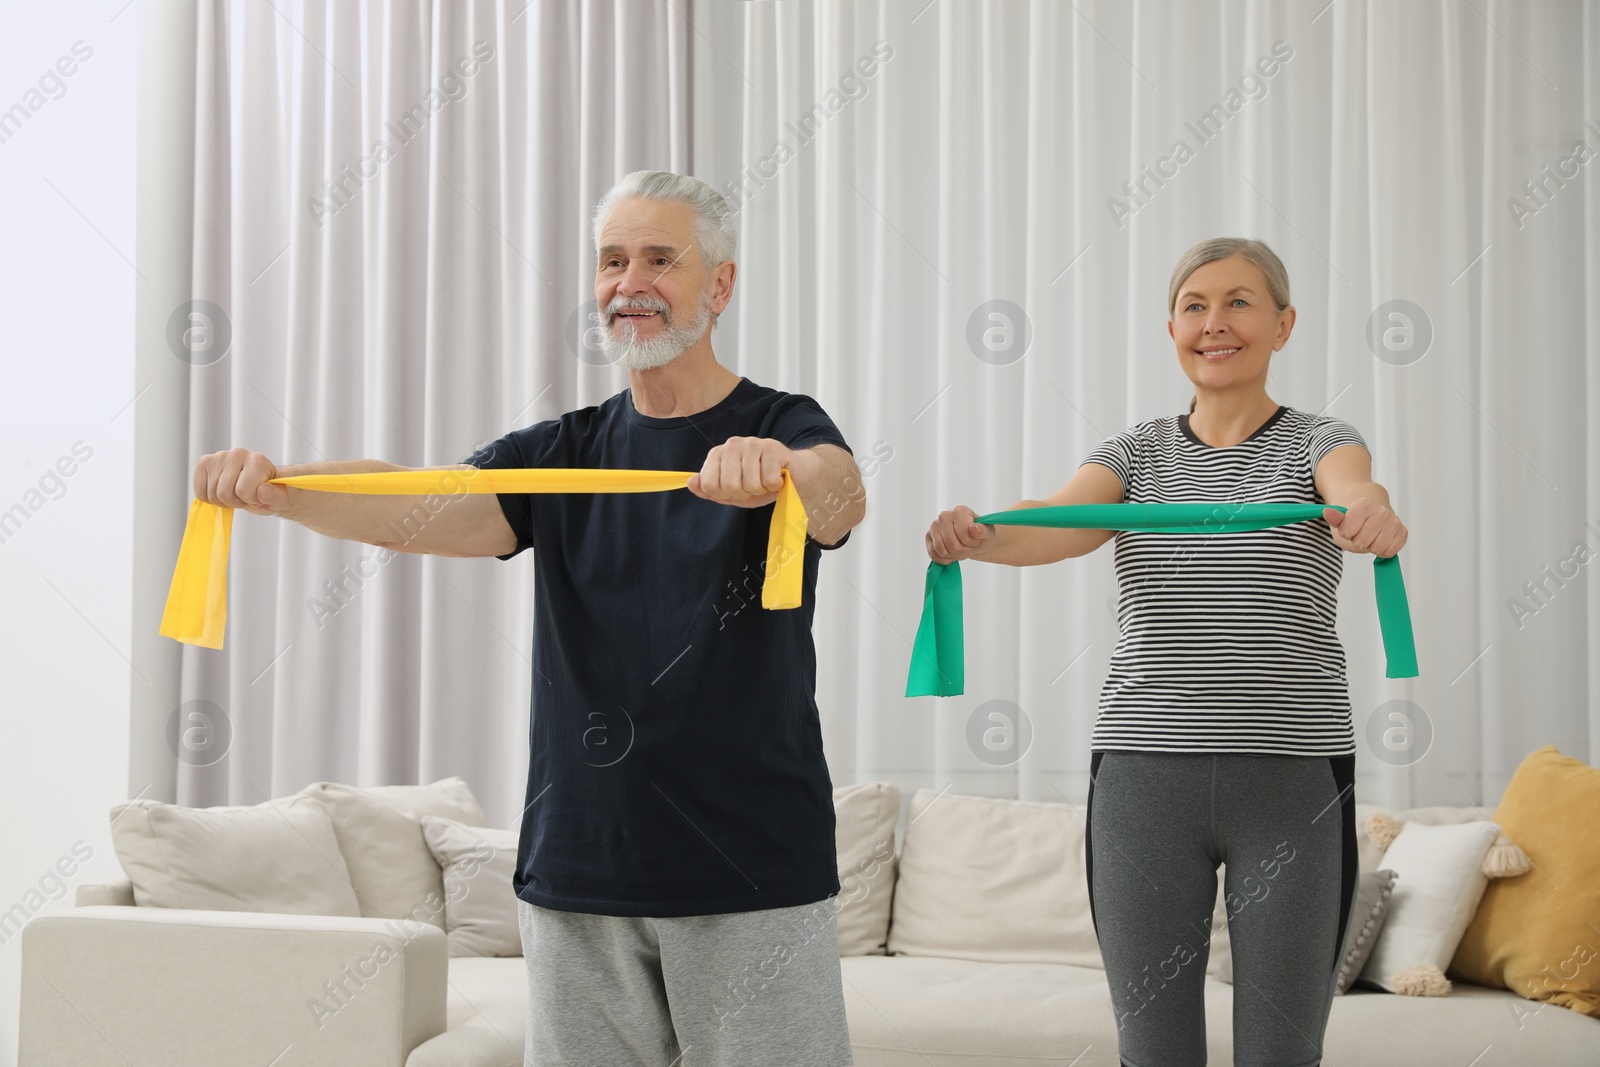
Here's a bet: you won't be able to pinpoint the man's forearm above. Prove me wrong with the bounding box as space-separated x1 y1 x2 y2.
788 444 866 545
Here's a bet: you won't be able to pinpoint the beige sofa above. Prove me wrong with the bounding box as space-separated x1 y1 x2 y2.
17 781 1599 1066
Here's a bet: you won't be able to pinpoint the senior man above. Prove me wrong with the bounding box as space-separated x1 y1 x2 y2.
193 171 861 1066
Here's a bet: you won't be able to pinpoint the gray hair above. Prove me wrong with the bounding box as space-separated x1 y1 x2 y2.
591 170 737 267
1168 238 1292 414
1167 237 1290 318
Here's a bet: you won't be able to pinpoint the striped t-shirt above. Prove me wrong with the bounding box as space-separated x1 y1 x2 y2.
1080 405 1368 756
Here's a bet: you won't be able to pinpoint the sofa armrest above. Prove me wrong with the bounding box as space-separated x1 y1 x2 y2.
75 880 135 907
19 906 447 1067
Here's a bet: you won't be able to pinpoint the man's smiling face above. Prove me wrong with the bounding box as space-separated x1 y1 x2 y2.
594 197 724 370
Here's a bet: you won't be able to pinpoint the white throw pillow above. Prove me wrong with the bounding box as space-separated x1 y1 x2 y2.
108 793 360 916
1354 802 1488 873
421 816 521 957
1360 819 1499 992
299 777 488 930
833 782 900 955
886 788 1100 967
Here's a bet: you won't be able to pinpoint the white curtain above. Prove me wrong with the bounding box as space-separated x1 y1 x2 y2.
159 0 1599 821
169 0 690 821
694 0 1600 811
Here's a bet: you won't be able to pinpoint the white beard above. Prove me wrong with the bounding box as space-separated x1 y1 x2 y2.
598 292 713 371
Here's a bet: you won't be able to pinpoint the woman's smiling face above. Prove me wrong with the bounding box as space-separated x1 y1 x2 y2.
1168 254 1294 392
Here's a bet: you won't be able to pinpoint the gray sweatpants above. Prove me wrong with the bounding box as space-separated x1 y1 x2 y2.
517 895 854 1067
1085 750 1358 1067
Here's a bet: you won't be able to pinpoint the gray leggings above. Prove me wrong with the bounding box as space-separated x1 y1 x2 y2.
1085 750 1357 1067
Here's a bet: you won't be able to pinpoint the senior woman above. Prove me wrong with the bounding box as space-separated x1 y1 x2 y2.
925 237 1408 1066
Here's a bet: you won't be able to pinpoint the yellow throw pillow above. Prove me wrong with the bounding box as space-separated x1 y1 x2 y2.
1449 745 1600 1017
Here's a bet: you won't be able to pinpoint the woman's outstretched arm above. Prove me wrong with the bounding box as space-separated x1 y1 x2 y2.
926 460 1125 567
1314 444 1408 558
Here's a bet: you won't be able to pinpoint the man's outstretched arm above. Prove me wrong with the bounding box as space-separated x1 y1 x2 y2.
686 438 866 546
193 448 516 558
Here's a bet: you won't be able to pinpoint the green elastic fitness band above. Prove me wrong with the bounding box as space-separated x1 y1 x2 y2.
906 502 1418 698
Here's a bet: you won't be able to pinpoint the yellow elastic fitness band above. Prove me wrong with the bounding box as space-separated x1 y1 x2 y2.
159 467 807 650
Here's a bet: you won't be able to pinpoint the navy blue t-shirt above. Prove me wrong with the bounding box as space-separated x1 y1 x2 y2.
461 377 852 917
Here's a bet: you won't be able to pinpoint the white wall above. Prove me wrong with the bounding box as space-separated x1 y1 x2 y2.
0 1 137 1062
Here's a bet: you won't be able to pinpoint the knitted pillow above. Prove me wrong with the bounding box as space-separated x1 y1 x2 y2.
1336 868 1399 993
1215 868 1398 989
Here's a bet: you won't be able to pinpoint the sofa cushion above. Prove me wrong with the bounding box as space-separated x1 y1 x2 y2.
833 782 900 955
300 777 488 930
1451 745 1600 1018
1204 867 1230 976
885 788 1099 967
421 816 521 957
837 956 1600 1066
1360 819 1499 992
406 956 526 1067
409 957 1600 1067
108 793 360 915
841 954 1147 1064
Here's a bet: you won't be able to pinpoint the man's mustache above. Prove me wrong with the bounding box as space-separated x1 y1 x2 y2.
602 294 672 326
